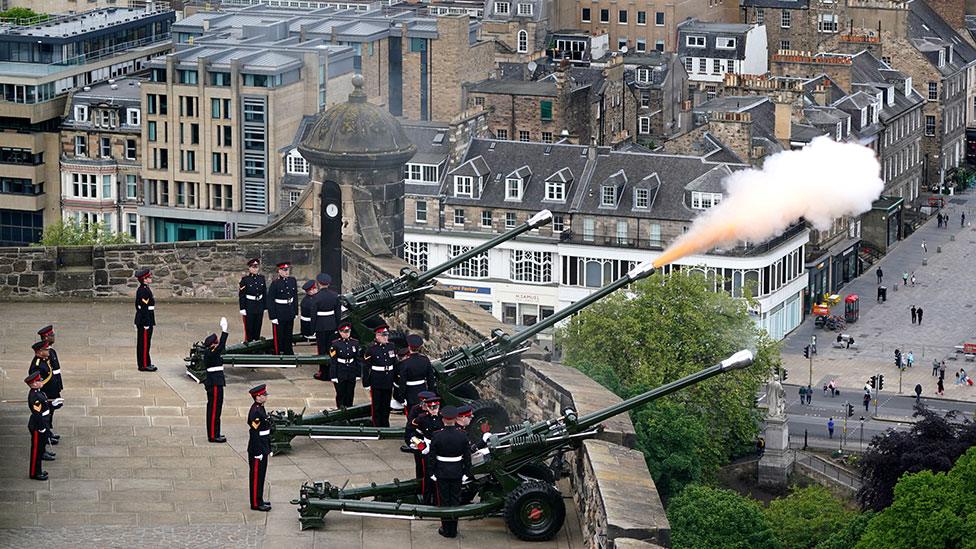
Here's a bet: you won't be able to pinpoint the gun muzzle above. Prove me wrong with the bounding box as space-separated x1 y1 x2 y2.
719 349 754 371
626 261 655 281
527 209 554 228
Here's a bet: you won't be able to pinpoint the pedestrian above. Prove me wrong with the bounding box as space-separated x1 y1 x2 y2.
914 383 923 403
203 317 229 443
828 379 838 397
938 377 945 395
756 436 765 457
26 371 51 481
399 335 437 411
239 258 267 343
940 360 947 380
863 391 870 412
266 261 298 355
917 307 924 325
911 305 917 324
963 212 967 227
938 214 943 228
798 385 806 404
806 384 813 405
329 321 363 409
429 405 471 539
922 240 927 254
957 368 967 385
907 351 914 368
33 327 63 443
247 384 272 512
133 268 156 372
933 359 941 377
911 273 916 287
876 267 883 284
903 272 909 286
311 273 341 380
827 417 835 439
363 324 399 427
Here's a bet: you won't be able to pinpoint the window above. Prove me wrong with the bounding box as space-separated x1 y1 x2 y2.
495 1 509 14
540 100 553 120
448 245 489 278
97 109 112 129
691 191 722 209
125 139 137 160
542 131 553 143
126 175 138 199
70 173 98 198
618 9 627 23
210 183 232 210
583 217 595 241
481 210 492 228
655 11 664 25
817 13 838 33
210 71 231 86
506 178 523 200
698 58 706 73
147 94 157 115
780 40 790 51
637 11 646 25
74 105 88 122
176 181 186 206
183 150 196 172
581 7 591 22
717 37 736 49
517 3 532 15
147 121 157 142
640 93 651 108
517 30 528 53
511 250 552 283
287 154 308 175
74 136 87 156
506 212 517 228
243 103 265 123
211 97 221 119
502 303 517 324
127 213 138 240
654 40 664 52
600 9 609 23
684 58 692 73
415 200 428 223
616 220 628 244
454 208 465 225
618 39 628 50
404 241 429 271
212 152 223 174
519 130 530 142
126 108 140 126
635 187 650 208
601 185 616 206
686 35 705 47
546 180 565 201
928 82 938 100
636 39 646 52
925 115 936 136
454 176 473 197
639 116 651 134
552 214 565 232
636 68 651 83
781 11 791 28
756 7 764 24
178 69 198 84
100 137 111 158
713 59 721 74
474 96 485 107
496 129 508 140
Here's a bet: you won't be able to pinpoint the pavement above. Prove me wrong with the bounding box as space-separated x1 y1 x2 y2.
782 191 976 403
0 301 582 548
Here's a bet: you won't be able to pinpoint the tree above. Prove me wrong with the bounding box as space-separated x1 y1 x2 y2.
855 446 976 549
558 272 775 500
764 485 855 549
0 7 48 22
36 219 134 247
857 405 976 511
669 484 782 549
814 512 873 549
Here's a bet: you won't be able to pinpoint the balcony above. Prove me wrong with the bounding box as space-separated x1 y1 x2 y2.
559 230 665 250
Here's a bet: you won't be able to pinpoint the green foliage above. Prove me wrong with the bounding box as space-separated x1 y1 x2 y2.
764 485 855 549
558 272 775 500
855 446 976 549
36 219 133 247
669 484 782 549
0 7 48 22
814 512 873 549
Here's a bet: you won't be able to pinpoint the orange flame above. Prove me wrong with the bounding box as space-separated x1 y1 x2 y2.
653 222 742 268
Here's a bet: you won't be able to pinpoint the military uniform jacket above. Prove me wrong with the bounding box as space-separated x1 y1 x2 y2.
46 347 64 396
266 276 298 322
239 273 267 314
398 353 436 390
329 337 363 382
28 357 57 400
299 295 316 336
310 289 342 333
28 387 50 432
429 426 471 480
134 283 155 326
406 410 443 445
363 342 398 389
203 332 229 387
247 402 272 456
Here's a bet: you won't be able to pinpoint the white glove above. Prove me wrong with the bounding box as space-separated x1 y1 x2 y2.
144 326 150 329
430 474 437 482
254 454 263 461
240 309 247 316
269 452 274 458
461 475 469 483
220 317 228 332
331 378 338 384
271 318 278 325
421 439 431 455
52 398 65 407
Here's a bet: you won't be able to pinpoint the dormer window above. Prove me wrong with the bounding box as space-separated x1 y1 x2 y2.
872 103 880 124
74 105 88 122
601 185 616 207
686 35 705 48
546 180 565 201
860 108 867 127
836 122 842 141
455 175 474 197
635 188 650 209
506 178 523 200
716 37 736 49
691 191 721 209
126 108 140 126
636 68 651 83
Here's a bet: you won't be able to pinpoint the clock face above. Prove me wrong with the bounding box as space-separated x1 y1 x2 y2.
326 203 339 218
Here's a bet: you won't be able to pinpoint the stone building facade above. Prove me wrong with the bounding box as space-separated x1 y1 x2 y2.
740 0 848 58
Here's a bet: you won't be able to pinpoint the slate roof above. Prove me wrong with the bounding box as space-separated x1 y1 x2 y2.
280 115 318 152
466 79 558 96
677 19 752 61
908 0 976 75
847 51 925 123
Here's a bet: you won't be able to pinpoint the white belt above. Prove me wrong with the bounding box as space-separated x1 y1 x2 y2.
258 429 270 436
300 316 311 322
246 294 263 301
275 298 293 304
41 410 50 416
317 310 334 316
437 455 462 462
52 369 61 375
147 306 155 310
207 366 224 372
336 358 355 364
406 379 426 386
371 366 393 372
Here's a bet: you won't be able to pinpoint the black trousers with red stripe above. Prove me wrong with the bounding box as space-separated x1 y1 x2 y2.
414 454 435 504
370 388 393 427
29 428 46 479
205 384 223 440
437 478 462 536
272 320 294 355
335 380 356 408
242 313 263 342
136 326 154 369
248 453 269 508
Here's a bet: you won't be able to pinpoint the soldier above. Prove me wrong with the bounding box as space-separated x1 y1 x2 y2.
26 371 51 480
247 384 272 512
405 391 443 504
134 268 157 372
311 273 342 381
363 324 398 427
203 317 229 443
30 333 62 444
299 280 318 343
267 261 298 355
28 341 58 459
239 258 267 342
399 335 436 411
329 322 363 408
456 404 473 432
429 405 471 539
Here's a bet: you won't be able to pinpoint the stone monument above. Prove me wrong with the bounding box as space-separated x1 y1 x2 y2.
758 373 793 487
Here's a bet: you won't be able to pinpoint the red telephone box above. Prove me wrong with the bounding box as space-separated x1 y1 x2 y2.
844 294 859 323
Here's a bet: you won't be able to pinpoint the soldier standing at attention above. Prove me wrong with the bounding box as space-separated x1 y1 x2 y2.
299 280 318 343
406 392 443 504
363 324 398 427
134 268 157 372
33 328 63 443
430 405 471 539
26 371 51 480
28 341 58 457
266 261 298 355
247 384 272 512
329 321 363 408
399 335 436 411
239 258 267 342
203 317 229 443
311 273 342 380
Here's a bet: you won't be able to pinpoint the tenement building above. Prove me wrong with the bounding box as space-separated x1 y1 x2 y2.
676 20 768 98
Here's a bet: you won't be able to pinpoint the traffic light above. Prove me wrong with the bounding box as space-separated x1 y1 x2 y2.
870 375 877 389
878 374 885 391
781 368 788 382
847 403 854 417
803 345 811 359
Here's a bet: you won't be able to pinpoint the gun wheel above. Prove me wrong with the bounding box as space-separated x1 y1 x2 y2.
503 480 566 541
469 400 509 444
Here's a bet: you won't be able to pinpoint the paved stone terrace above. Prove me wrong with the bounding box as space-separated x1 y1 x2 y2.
0 301 582 548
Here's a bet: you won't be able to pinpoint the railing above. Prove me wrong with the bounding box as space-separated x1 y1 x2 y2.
558 230 665 250
711 223 808 257
53 33 172 67
792 449 862 493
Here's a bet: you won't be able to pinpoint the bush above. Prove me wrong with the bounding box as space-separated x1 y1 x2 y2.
669 484 782 549
36 219 134 247
764 485 855 549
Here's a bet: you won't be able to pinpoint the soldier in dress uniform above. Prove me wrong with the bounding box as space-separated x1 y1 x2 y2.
311 273 342 381
456 404 473 432
399 335 436 411
134 268 157 371
239 258 267 342
26 371 52 480
405 391 443 504
329 322 363 408
32 329 63 442
363 324 398 427
266 261 298 355
299 280 318 343
247 384 272 512
27 341 57 459
429 405 471 538
203 317 229 443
